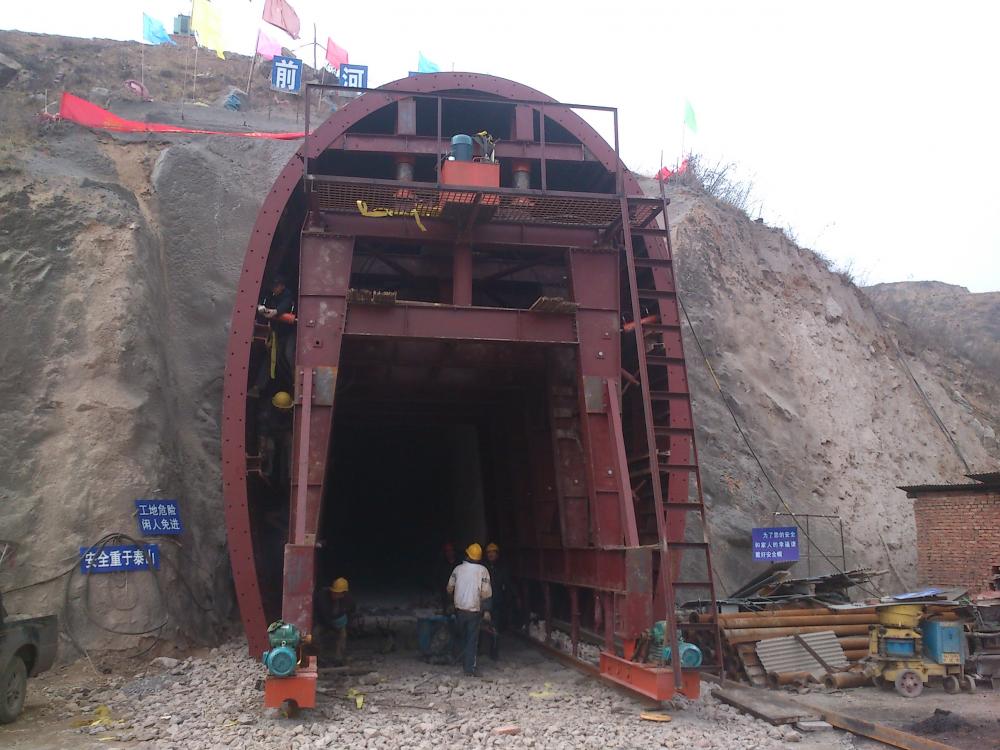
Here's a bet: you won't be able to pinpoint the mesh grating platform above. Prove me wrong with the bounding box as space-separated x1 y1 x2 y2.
311 179 660 229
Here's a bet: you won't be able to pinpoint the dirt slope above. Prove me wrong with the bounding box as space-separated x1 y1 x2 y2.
0 94 297 653
663 186 999 594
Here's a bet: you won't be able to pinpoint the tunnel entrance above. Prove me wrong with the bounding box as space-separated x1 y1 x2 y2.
315 336 555 615
319 419 488 608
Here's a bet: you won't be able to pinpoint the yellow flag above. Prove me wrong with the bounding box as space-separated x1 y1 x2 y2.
191 0 225 59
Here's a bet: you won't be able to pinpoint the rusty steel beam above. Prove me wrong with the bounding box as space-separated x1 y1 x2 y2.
345 303 578 343
329 132 593 163
599 652 701 701
309 215 607 249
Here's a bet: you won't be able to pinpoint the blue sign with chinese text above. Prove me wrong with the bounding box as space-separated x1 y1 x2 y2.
80 544 160 573
136 499 183 535
339 63 368 89
270 55 303 94
752 526 799 562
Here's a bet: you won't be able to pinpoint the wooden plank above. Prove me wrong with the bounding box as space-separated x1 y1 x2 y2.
711 686 820 726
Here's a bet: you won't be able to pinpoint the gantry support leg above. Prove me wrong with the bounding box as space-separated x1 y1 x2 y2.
266 228 354 710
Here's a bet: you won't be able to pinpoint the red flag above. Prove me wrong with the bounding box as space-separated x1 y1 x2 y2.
263 0 301 40
325 38 349 71
654 166 673 182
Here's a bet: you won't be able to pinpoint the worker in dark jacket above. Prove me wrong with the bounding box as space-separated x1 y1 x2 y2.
434 541 459 613
315 577 355 665
249 274 296 397
483 542 514 660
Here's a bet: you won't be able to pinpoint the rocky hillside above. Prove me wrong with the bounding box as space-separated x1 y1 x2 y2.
1 31 997 654
0 30 299 652
663 189 999 595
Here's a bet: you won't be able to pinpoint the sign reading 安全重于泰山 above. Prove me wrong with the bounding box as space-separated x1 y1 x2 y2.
752 526 799 562
136 499 183 535
79 544 160 574
271 55 303 94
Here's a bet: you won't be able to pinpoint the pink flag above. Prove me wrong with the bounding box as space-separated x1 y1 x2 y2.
256 29 283 61
325 38 349 71
263 0 301 39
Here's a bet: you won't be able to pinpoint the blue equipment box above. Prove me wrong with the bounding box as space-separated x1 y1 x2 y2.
921 620 964 665
884 638 917 658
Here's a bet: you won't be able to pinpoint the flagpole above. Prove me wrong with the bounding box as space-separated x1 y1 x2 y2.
192 44 199 100
246 29 260 100
140 43 145 89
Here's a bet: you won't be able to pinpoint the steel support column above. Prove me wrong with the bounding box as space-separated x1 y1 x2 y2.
282 230 354 632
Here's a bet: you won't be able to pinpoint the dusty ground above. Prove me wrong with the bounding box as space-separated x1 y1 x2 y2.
2 634 861 750
800 682 1000 750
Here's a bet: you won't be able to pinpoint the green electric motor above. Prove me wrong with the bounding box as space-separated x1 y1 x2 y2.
650 620 703 668
262 620 302 677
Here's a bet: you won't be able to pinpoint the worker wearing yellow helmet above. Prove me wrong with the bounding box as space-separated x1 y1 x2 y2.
316 576 355 665
271 391 293 409
446 543 492 676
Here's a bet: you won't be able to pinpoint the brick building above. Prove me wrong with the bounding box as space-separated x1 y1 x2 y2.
901 472 1000 594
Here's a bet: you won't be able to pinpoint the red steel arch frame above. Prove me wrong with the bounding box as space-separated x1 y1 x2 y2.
221 74 697 687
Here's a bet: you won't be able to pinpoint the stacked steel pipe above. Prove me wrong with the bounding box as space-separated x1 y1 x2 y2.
692 607 877 686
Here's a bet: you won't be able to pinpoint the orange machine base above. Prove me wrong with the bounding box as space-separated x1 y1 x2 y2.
264 656 318 709
599 652 701 701
441 159 500 188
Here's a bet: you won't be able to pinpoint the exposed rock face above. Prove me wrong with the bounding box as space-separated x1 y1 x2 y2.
0 51 22 87
865 281 1000 458
0 124 295 652
664 187 999 594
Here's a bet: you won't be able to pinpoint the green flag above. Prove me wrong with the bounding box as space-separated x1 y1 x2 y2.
684 99 697 134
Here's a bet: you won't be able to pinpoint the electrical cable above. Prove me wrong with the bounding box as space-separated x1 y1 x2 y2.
1 563 76 594
869 306 971 473
676 294 884 599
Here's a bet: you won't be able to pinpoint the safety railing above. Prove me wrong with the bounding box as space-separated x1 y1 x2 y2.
302 82 623 197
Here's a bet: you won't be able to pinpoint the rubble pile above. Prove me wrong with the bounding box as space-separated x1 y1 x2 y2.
32 639 847 750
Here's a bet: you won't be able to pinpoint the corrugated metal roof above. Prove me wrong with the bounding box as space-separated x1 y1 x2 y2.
899 481 1000 495
968 471 1000 484
755 631 847 678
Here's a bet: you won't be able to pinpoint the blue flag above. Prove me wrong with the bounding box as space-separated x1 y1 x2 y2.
417 52 440 73
143 13 177 46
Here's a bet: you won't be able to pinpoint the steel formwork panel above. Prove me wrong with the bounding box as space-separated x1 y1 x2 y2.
222 75 709 698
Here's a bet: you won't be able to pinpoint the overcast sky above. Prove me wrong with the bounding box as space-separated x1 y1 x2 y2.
3 1 998 292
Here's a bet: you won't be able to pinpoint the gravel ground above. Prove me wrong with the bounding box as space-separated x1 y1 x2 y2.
3 635 861 749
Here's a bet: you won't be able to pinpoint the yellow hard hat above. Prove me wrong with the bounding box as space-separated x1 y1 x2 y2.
271 391 294 409
486 543 499 553
466 543 482 561
330 577 349 593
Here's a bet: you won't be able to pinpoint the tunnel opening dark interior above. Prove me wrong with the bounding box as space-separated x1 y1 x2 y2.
317 417 490 609
307 338 559 618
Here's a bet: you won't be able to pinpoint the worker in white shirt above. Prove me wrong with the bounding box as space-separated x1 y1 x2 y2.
446 543 493 676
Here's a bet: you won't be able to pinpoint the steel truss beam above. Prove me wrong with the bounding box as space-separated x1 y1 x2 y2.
346 303 577 343
328 132 593 163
